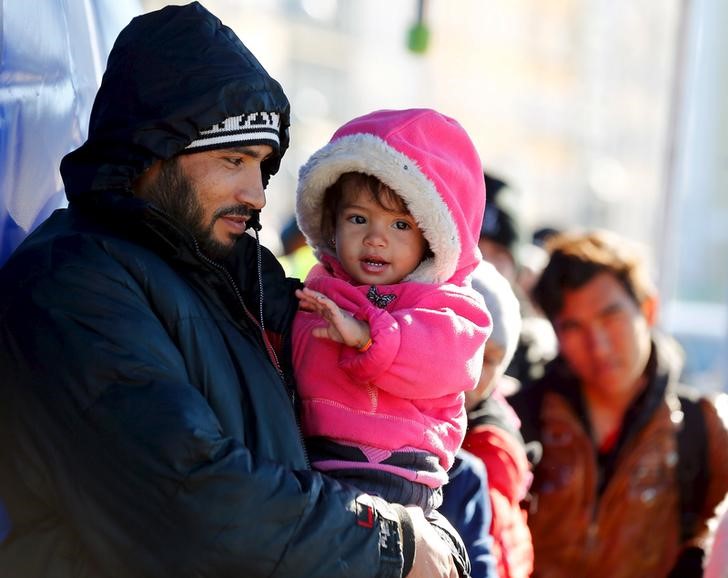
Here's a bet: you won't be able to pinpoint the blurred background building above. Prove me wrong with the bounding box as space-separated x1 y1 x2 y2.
2 0 726 391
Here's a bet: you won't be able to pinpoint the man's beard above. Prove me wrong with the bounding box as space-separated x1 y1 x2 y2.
143 157 253 261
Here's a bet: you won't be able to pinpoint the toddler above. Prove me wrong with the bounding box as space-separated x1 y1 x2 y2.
293 108 492 513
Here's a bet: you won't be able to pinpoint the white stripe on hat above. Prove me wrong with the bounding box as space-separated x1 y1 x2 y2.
186 112 280 150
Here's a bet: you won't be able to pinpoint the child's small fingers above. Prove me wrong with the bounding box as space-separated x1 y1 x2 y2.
304 288 328 301
299 287 318 296
296 291 313 302
297 289 320 303
311 327 329 339
298 300 315 312
296 292 312 306
320 299 341 317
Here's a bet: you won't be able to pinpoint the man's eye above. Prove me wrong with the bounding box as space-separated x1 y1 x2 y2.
226 157 244 166
603 306 626 321
557 324 582 341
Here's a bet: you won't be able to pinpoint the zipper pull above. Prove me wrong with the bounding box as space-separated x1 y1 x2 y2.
586 521 599 551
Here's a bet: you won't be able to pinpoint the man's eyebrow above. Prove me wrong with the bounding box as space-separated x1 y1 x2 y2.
600 301 624 316
555 318 580 331
223 146 273 160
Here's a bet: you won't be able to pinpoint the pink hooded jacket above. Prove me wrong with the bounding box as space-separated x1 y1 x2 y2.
293 108 491 483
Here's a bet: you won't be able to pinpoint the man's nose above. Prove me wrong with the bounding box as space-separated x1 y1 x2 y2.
586 324 611 358
235 168 266 210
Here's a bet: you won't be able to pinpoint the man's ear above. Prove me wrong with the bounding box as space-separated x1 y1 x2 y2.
641 293 659 327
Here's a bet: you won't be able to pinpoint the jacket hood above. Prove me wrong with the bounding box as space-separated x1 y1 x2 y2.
471 261 522 372
296 108 485 285
60 2 290 203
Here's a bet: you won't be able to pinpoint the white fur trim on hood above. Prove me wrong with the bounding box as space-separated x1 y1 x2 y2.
296 132 460 284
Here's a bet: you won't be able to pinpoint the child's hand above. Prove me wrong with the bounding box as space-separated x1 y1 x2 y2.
296 287 371 350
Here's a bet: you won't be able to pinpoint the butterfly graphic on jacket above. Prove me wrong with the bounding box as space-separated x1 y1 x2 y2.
367 286 396 309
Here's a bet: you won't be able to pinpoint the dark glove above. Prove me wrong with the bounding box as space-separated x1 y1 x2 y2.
667 545 704 578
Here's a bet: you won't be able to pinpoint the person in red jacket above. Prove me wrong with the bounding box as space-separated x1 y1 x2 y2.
461 261 536 578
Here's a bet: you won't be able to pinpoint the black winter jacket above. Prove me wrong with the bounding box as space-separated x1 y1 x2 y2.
0 4 413 577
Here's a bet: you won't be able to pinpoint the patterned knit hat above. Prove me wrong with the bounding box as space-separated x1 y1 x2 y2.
184 112 281 153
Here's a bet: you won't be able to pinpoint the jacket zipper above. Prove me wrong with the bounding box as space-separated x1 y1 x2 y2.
585 429 635 560
191 236 310 469
191 238 282 372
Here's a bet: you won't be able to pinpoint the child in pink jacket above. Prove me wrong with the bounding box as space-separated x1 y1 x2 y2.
293 108 492 513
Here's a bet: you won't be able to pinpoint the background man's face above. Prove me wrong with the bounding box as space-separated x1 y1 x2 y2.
553 271 654 400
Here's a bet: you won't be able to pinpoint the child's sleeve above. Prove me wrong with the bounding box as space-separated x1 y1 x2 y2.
339 285 491 399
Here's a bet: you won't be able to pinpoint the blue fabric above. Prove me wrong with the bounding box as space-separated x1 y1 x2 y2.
0 499 9 543
441 449 498 578
0 0 140 267
0 216 24 266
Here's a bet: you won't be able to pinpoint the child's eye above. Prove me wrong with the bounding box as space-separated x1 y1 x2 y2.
347 215 366 224
394 220 411 230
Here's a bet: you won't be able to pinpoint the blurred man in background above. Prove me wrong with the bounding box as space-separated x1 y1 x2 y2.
509 229 728 578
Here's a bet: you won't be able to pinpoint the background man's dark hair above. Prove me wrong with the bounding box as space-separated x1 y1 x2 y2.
533 229 655 322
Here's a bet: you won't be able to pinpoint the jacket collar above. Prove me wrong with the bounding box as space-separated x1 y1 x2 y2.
542 333 684 436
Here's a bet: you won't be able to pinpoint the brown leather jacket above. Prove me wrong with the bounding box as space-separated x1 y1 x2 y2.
509 337 728 578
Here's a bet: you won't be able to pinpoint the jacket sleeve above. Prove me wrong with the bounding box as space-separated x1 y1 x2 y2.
696 396 728 540
339 286 491 399
440 451 499 578
669 395 728 578
0 249 412 578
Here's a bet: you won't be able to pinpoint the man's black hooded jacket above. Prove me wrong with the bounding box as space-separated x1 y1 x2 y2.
0 4 413 577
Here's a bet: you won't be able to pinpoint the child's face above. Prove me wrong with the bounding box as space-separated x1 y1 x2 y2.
464 340 506 411
334 181 427 286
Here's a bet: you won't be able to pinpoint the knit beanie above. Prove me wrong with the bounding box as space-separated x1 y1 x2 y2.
471 260 522 372
480 172 522 261
184 112 282 154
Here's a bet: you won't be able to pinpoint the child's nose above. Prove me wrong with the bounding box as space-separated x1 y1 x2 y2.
363 225 387 246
